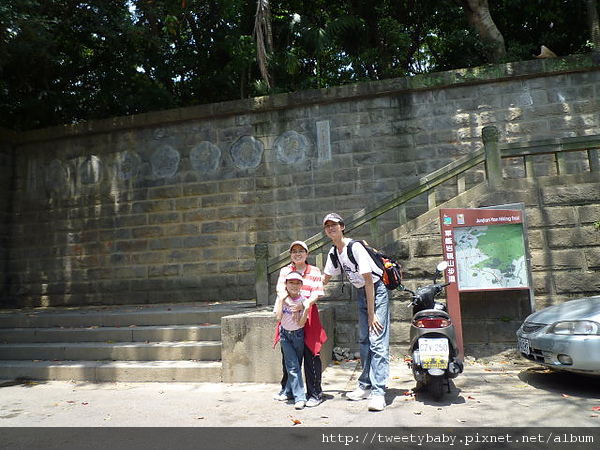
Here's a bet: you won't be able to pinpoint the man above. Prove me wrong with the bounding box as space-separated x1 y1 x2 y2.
322 213 390 411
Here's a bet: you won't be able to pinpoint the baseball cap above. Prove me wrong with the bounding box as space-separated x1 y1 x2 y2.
285 272 304 282
289 240 309 252
323 212 344 226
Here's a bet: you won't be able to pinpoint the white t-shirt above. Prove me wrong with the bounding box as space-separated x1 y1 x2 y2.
323 240 382 288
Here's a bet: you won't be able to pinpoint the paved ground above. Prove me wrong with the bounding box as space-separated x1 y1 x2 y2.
1 353 599 428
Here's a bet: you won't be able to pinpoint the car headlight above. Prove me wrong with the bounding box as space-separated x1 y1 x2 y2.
550 321 600 335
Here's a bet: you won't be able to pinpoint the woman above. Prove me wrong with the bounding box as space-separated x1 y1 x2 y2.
273 240 327 407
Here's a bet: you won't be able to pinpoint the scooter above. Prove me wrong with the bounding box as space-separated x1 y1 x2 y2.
401 261 463 400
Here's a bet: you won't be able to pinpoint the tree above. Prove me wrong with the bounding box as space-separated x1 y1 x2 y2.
453 0 506 63
254 0 273 90
0 0 596 131
587 0 600 49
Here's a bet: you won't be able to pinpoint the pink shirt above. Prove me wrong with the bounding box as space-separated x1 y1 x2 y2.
280 294 306 331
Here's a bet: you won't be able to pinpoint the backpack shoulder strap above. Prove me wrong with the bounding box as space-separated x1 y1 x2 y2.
330 244 339 269
346 240 358 267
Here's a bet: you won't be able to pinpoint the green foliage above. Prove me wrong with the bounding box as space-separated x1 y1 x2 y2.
0 0 596 130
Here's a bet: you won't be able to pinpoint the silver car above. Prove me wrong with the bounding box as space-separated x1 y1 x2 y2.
516 295 600 375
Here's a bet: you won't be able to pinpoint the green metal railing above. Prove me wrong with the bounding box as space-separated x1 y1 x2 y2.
255 125 600 305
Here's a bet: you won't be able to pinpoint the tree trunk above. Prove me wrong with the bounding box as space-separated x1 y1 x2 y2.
587 0 600 50
254 0 274 90
455 0 506 63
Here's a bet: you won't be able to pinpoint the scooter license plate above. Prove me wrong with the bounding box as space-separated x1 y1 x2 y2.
418 338 449 369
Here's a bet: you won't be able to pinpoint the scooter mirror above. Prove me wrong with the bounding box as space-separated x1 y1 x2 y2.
436 261 448 272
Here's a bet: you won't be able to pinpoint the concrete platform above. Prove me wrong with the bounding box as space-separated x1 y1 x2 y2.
0 356 598 428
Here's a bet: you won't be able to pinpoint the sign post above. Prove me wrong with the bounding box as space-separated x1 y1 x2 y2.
440 208 531 358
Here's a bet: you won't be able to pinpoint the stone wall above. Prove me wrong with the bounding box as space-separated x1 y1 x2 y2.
0 128 14 303
329 172 600 357
3 53 600 308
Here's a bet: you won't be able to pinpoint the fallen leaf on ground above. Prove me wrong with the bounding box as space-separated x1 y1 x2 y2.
413 411 422 415
561 393 570 398
291 418 301 425
592 406 600 411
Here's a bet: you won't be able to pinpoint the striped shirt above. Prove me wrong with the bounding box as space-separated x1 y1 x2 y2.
276 264 325 300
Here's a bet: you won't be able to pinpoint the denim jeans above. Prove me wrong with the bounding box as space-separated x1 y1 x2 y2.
356 280 390 396
279 326 306 403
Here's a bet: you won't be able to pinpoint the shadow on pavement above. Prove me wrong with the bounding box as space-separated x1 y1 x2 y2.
0 377 45 389
518 365 600 398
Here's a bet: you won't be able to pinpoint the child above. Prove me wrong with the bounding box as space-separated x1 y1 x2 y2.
273 271 309 409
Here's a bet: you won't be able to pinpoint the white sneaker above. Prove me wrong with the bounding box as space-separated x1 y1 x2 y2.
306 397 323 407
368 394 386 411
273 392 291 401
346 387 371 401
294 401 306 410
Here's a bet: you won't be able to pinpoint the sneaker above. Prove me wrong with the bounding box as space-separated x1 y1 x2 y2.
346 387 371 401
306 397 323 407
294 401 306 410
368 394 386 411
273 392 291 401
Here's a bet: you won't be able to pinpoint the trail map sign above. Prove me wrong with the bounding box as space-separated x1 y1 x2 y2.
452 222 527 291
440 207 531 357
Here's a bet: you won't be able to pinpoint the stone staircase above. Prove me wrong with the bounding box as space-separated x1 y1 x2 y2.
0 301 255 382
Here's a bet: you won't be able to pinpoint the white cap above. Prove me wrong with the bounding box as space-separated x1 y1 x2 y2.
289 240 308 252
322 212 344 226
285 272 304 282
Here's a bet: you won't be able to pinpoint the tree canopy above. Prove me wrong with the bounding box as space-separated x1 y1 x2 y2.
0 0 596 131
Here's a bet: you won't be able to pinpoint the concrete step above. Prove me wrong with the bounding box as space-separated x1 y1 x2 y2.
0 324 221 343
0 302 254 329
0 341 222 361
0 359 222 382
0 301 255 382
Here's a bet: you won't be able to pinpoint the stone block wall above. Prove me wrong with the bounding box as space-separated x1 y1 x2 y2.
0 129 14 303
336 172 600 358
3 53 600 309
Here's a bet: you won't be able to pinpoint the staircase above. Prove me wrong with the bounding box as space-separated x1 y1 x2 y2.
0 301 254 382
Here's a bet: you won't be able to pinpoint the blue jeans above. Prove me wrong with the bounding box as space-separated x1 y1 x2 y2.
356 280 390 396
279 326 306 403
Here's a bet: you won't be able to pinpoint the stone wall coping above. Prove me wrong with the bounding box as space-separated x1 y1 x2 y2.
12 53 599 146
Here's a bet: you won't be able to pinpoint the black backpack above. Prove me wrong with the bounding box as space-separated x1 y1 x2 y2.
330 240 402 290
